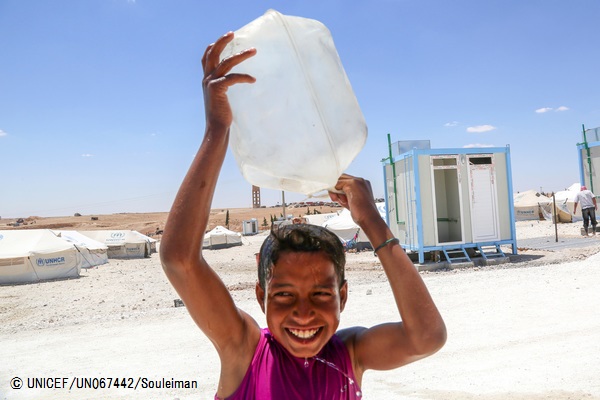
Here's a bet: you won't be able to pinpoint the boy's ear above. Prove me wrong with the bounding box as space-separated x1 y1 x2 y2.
339 280 348 313
255 282 266 313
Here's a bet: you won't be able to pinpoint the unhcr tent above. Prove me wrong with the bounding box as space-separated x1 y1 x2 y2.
53 230 109 268
302 212 339 226
322 203 386 250
513 190 551 221
0 229 82 284
203 226 242 249
130 230 158 254
323 209 370 249
78 230 155 259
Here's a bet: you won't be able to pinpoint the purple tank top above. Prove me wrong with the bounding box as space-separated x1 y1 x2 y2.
217 328 362 399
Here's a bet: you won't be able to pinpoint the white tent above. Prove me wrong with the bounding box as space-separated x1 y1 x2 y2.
513 190 551 221
322 202 386 250
130 230 158 254
553 183 583 222
0 229 82 284
78 230 156 259
53 230 109 268
203 226 242 249
302 212 339 226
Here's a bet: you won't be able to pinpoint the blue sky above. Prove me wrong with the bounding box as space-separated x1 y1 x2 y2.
1 0 599 218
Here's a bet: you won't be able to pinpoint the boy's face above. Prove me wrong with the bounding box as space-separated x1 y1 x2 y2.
256 250 347 358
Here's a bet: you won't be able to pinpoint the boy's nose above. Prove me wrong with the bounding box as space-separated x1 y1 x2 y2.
292 298 314 320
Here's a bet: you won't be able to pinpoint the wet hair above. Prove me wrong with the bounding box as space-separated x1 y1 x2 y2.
257 224 346 289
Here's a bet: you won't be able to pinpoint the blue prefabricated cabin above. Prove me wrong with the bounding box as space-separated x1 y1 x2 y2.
577 126 600 195
382 141 518 264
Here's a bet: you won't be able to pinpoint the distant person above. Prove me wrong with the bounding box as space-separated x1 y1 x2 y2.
160 31 446 399
573 185 598 236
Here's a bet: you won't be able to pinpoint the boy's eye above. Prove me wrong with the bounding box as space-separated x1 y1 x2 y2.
314 291 332 297
274 292 292 297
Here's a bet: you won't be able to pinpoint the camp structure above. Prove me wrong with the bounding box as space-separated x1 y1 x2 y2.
202 226 243 249
578 125 600 195
52 230 109 268
513 185 581 223
513 190 552 221
382 139 517 264
0 229 82 284
302 212 339 226
242 219 259 236
552 183 583 223
321 203 386 250
322 209 371 250
78 230 156 259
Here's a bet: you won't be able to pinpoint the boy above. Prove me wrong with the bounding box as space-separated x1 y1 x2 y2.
160 31 446 399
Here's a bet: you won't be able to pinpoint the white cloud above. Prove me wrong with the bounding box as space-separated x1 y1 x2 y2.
535 106 569 113
0 129 7 137
444 121 459 127
466 125 496 133
81 154 94 157
463 143 495 148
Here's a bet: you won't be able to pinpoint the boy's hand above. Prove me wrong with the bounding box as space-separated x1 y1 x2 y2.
202 32 256 130
329 174 381 226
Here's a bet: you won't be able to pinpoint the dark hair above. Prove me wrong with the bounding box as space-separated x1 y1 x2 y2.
257 224 345 289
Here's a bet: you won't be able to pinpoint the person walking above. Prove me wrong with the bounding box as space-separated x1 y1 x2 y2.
573 185 598 236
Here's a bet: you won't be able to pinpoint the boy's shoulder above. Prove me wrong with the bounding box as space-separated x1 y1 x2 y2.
335 326 368 355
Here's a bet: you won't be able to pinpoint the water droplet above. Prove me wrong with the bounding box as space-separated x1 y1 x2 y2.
314 356 361 396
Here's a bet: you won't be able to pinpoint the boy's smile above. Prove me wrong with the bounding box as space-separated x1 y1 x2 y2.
256 250 347 358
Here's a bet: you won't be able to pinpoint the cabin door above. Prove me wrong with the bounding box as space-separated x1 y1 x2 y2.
431 155 465 245
468 155 500 242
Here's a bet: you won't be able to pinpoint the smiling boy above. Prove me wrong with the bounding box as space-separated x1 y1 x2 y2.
160 32 446 399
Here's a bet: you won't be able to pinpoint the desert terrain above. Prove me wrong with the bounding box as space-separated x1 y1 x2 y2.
1 204 342 237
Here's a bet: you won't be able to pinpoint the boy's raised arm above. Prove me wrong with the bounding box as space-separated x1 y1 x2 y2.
160 32 259 366
331 174 447 374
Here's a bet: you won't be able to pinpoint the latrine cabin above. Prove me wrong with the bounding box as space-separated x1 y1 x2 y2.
382 141 517 264
578 126 600 194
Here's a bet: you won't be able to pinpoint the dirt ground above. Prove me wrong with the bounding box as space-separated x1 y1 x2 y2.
1 217 599 399
1 205 341 237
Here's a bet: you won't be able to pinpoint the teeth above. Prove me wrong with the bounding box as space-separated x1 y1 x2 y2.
288 328 319 339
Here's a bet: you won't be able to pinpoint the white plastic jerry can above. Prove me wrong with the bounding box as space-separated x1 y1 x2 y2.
222 9 368 195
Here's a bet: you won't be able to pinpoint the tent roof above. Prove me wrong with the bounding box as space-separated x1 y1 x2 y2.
53 230 108 250
323 203 386 232
78 230 155 245
514 190 551 206
554 183 580 202
323 209 357 230
205 226 241 237
0 229 75 258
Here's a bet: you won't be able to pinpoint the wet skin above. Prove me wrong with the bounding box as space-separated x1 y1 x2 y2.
256 251 348 358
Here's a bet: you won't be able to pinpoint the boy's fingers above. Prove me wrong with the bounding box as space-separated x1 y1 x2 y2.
215 48 256 77
226 73 256 85
208 73 255 89
204 32 234 74
201 43 215 70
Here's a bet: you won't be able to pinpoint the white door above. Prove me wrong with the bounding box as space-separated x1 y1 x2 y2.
468 156 500 242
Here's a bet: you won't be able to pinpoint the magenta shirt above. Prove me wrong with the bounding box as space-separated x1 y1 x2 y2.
217 328 362 399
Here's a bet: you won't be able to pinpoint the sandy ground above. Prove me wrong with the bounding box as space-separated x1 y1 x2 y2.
1 220 600 399
1 204 342 236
